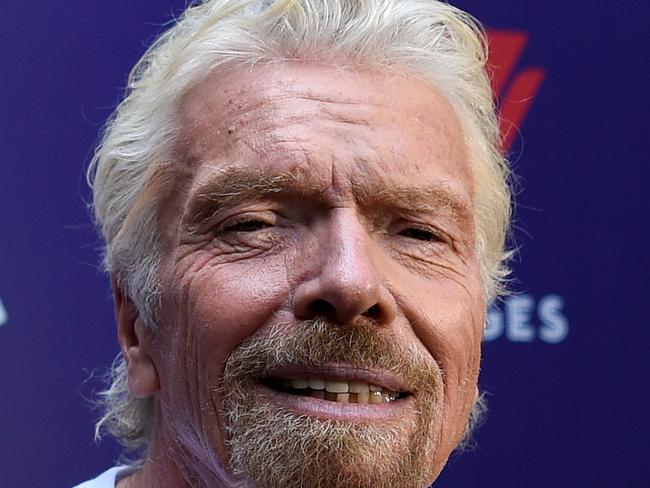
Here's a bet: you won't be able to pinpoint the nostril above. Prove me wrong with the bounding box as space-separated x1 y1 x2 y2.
310 299 336 318
363 304 381 319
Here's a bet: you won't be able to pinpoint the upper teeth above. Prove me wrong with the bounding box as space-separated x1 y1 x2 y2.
281 378 399 404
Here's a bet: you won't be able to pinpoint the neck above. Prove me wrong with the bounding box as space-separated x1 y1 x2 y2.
116 428 237 488
116 442 189 488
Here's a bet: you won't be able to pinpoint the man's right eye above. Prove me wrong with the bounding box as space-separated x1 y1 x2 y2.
222 219 273 233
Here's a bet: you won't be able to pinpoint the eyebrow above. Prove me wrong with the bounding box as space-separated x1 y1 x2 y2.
184 166 320 230
184 165 473 231
357 179 471 222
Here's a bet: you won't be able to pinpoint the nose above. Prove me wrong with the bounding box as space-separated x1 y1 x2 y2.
292 209 397 326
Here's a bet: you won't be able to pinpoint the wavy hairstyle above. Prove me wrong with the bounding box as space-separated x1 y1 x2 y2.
90 0 511 460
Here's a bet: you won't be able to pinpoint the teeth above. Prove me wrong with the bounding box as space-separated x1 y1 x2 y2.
349 381 370 394
311 390 325 399
308 378 325 390
291 378 309 389
325 379 349 393
356 391 370 404
369 391 383 404
282 378 401 404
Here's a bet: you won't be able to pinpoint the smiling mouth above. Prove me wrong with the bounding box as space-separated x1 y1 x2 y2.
262 377 409 404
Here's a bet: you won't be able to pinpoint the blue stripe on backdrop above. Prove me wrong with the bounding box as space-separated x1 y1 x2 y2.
0 1 647 487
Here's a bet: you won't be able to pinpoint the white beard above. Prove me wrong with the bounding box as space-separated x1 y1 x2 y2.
218 319 444 488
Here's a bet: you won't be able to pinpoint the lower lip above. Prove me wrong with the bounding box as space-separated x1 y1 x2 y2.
256 383 413 422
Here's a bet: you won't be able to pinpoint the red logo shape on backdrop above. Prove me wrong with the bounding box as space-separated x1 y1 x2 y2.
487 30 546 152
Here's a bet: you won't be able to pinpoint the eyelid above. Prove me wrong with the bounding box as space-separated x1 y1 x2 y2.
404 225 445 241
213 210 278 233
394 219 454 245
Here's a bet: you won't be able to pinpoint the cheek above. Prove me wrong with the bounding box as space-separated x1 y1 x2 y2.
175 255 291 373
156 253 292 457
398 270 485 440
426 284 484 369
401 268 485 369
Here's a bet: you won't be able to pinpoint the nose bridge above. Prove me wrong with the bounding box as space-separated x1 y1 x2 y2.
292 207 397 325
322 208 376 291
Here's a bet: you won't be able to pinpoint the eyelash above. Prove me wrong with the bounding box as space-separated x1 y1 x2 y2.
219 216 275 234
399 227 442 242
398 223 450 246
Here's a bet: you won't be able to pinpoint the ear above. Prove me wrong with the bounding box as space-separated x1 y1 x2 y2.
112 274 160 398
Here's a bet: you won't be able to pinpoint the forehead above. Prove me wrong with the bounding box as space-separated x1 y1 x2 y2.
175 62 472 206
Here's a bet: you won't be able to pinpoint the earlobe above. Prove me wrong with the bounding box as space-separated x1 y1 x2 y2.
112 274 160 398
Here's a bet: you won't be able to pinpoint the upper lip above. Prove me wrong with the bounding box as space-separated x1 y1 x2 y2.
263 363 412 393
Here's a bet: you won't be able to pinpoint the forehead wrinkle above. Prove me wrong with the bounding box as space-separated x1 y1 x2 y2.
182 94 377 161
226 76 383 124
251 94 379 132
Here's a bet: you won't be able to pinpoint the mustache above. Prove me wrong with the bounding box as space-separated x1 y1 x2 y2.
220 317 438 394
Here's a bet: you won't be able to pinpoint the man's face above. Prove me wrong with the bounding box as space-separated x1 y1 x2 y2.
150 63 485 487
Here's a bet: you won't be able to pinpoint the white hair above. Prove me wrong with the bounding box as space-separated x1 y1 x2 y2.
90 0 511 459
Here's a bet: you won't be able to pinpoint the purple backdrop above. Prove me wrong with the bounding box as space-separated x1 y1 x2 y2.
1 1 647 486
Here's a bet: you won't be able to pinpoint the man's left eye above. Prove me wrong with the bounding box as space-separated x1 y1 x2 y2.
399 227 442 242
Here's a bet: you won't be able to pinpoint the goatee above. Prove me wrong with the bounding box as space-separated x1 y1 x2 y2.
219 318 443 488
